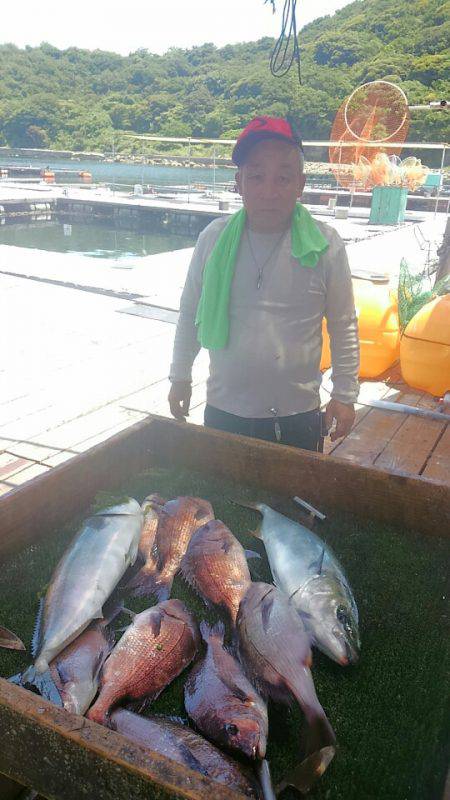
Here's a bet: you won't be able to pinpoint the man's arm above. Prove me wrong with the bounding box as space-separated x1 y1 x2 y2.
168 234 208 419
324 234 360 440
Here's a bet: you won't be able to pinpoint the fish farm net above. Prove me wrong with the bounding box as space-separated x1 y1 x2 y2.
397 258 450 332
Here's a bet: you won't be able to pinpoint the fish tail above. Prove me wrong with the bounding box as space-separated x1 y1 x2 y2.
0 625 26 650
275 744 335 795
128 571 172 601
303 711 336 759
86 696 110 727
199 620 225 644
9 665 63 707
228 499 263 538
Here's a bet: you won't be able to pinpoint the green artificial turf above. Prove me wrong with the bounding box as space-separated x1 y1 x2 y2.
0 465 448 800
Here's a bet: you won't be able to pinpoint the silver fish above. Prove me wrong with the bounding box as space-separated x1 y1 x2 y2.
241 502 360 665
31 498 143 675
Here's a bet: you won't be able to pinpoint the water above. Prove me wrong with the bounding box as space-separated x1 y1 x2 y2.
0 156 231 258
0 154 234 191
0 216 197 259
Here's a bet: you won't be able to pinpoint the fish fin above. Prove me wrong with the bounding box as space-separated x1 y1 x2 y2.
156 713 189 725
121 607 136 619
228 498 263 514
31 598 45 659
200 620 225 644
261 592 275 634
100 596 125 626
120 551 146 587
256 759 276 800
9 665 63 708
178 741 210 777
276 746 335 795
247 527 263 540
220 673 254 705
149 607 164 638
244 549 261 560
308 548 326 576
153 577 172 602
0 626 26 651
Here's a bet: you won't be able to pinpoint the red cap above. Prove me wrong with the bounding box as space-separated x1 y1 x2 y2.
232 116 303 166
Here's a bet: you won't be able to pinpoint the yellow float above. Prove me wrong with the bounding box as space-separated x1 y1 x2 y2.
400 293 450 397
321 277 400 378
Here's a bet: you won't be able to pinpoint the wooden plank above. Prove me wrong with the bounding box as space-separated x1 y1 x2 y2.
6 463 50 487
330 392 421 466
3 441 61 463
422 425 450 482
0 416 448 564
322 381 399 456
0 681 246 800
0 454 34 480
374 416 446 474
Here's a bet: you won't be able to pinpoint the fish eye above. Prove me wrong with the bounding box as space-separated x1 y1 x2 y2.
337 606 349 625
225 723 239 736
337 606 353 633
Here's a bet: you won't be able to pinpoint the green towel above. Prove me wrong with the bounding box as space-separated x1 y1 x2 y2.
195 202 329 350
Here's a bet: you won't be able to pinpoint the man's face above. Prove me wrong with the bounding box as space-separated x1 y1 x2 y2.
235 139 306 232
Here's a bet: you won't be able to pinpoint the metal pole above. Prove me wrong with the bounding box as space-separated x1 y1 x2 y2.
188 139 191 204
213 145 216 196
112 136 115 195
434 143 446 217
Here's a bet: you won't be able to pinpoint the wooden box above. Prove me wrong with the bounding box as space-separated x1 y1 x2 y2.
0 414 449 800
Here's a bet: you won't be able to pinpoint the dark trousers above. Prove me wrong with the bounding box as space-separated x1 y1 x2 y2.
204 404 323 452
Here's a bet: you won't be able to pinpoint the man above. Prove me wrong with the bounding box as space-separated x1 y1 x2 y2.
168 116 359 451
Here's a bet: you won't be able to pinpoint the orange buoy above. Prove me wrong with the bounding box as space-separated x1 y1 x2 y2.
400 293 450 397
41 170 55 183
321 278 400 378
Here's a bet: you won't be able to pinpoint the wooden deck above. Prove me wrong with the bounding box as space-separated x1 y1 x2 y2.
1 234 449 496
322 365 449 482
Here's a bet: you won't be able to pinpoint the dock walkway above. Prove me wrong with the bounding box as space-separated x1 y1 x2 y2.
1 207 448 495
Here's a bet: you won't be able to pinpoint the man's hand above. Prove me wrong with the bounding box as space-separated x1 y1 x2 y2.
324 399 355 442
168 380 192 421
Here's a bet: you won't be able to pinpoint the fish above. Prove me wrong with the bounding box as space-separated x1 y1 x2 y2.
237 582 336 792
126 494 166 597
181 520 252 624
239 501 360 665
185 621 268 760
110 709 261 797
0 625 26 650
30 498 143 676
87 599 200 726
10 613 117 715
146 496 215 600
9 499 143 705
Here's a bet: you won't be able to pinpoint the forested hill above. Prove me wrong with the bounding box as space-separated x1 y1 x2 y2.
0 0 448 152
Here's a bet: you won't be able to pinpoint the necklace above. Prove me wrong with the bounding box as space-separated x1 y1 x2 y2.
246 227 287 289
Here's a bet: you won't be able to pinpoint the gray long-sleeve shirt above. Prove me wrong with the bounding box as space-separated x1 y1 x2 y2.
169 215 359 417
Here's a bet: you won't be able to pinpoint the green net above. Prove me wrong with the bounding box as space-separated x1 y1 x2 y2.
397 258 450 332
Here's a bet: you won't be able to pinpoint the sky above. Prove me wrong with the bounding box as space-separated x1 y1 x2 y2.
1 0 353 55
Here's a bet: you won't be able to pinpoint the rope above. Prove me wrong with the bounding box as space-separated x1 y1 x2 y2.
267 0 302 84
